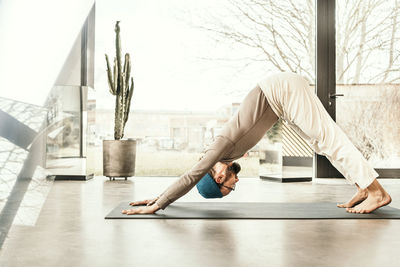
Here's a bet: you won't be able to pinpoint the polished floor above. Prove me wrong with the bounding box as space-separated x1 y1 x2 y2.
1 176 400 267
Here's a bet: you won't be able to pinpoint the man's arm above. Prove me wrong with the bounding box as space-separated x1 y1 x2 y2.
155 136 234 209
123 135 234 215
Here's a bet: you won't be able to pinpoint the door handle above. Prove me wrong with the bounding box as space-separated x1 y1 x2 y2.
329 93 344 98
328 93 344 106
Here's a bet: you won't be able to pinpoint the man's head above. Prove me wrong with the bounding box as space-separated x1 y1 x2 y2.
196 162 241 198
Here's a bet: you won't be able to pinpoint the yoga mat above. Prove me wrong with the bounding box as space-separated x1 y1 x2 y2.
105 202 400 219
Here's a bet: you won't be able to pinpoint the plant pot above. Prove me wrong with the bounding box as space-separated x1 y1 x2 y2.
103 139 136 180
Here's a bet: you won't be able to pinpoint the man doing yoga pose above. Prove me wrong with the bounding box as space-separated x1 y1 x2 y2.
122 72 392 215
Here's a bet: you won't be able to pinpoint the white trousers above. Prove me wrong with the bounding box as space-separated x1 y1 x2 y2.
259 73 378 188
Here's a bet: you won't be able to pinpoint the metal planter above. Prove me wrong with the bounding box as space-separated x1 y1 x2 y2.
103 139 136 180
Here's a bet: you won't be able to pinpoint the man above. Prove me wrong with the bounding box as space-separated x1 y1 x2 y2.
122 72 392 215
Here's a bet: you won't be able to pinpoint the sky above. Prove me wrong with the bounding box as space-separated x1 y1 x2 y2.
95 0 267 111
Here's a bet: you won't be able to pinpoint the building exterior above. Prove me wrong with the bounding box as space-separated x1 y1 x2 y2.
95 103 241 152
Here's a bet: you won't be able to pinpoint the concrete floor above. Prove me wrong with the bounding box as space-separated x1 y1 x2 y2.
1 177 400 267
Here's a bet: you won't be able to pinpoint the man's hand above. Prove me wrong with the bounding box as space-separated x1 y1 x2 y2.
129 197 159 207
121 203 160 215
122 198 161 215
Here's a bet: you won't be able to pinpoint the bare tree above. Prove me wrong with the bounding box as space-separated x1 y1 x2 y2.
337 0 400 84
191 0 314 81
192 0 399 84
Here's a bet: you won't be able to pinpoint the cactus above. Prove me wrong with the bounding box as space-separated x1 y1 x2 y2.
105 21 134 140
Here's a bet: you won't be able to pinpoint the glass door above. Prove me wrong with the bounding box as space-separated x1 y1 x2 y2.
335 0 400 176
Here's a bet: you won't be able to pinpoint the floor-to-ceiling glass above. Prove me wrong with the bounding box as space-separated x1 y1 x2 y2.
335 0 400 170
95 0 316 178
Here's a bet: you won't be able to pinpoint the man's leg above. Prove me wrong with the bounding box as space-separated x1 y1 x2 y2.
282 83 391 213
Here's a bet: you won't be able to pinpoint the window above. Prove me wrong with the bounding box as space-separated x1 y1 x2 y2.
95 0 315 176
335 0 400 168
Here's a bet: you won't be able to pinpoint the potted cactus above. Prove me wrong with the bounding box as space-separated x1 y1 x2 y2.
103 21 136 180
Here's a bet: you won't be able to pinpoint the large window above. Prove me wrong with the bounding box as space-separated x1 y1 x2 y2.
94 0 316 176
335 0 400 168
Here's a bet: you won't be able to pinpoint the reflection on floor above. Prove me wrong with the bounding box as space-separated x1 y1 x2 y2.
11 169 53 227
0 98 51 244
0 177 400 267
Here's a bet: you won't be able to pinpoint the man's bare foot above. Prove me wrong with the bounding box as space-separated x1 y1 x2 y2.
337 188 368 208
346 179 392 214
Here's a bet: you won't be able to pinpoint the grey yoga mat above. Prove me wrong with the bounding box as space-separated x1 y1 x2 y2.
105 202 400 219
